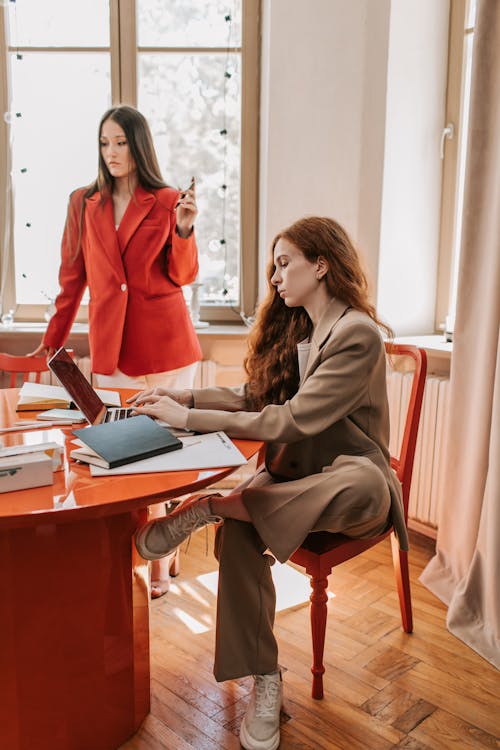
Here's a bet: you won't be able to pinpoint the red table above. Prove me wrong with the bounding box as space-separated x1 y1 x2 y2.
0 389 261 750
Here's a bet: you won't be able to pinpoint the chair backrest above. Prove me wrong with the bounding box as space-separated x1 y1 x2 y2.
0 352 50 389
385 343 427 520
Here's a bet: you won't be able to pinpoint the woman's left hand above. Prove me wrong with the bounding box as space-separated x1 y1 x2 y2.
176 177 197 237
132 393 189 429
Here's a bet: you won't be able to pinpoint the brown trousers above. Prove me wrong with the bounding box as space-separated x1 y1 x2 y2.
213 455 391 681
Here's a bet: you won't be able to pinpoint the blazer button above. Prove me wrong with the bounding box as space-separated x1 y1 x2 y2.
120 283 127 292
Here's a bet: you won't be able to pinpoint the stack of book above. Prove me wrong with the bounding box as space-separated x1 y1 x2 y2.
71 415 183 469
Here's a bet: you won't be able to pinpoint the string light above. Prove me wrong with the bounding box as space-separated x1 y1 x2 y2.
220 10 233 297
5 2 39 315
207 9 234 299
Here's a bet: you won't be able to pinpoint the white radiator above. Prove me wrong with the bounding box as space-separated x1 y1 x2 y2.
386 370 450 536
193 359 217 388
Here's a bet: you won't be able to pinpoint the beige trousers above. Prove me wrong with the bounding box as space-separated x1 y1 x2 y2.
213 455 391 682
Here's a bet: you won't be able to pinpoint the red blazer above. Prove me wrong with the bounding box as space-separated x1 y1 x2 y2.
43 185 202 376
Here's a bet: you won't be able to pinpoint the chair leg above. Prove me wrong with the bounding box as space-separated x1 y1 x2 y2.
309 575 329 699
390 533 413 633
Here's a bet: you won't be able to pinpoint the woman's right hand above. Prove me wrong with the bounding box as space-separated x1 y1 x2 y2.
126 388 194 408
26 342 55 360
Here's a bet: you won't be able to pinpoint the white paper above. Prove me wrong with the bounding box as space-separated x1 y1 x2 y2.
96 389 121 407
89 431 247 476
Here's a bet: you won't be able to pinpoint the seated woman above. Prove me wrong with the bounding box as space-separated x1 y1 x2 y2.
130 215 406 750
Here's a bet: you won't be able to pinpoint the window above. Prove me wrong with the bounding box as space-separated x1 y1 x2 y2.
436 0 477 337
0 0 260 322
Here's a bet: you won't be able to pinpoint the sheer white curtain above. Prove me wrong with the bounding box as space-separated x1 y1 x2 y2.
0 9 13 318
420 0 500 668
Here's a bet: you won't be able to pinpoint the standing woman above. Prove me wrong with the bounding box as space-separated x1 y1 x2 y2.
130 216 407 750
30 104 202 597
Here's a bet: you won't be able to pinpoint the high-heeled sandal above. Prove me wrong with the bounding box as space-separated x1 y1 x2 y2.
151 578 171 599
169 548 180 577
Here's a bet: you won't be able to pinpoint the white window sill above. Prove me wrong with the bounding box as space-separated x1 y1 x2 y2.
393 334 452 357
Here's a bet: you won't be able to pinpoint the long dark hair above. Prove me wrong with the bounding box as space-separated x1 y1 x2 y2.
70 105 167 258
244 216 393 409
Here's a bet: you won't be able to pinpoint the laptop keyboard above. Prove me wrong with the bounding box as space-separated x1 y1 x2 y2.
104 408 133 422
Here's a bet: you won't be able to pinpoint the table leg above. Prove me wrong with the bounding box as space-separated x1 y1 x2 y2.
0 508 150 750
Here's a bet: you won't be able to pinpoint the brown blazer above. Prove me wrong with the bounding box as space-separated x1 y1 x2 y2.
187 298 408 559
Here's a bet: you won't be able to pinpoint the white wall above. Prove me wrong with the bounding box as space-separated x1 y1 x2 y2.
259 0 450 336
259 0 384 294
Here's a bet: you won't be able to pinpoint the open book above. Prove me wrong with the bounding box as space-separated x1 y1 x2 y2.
16 382 121 412
71 415 183 469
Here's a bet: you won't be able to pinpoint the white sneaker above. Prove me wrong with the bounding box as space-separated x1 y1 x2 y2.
239 670 282 750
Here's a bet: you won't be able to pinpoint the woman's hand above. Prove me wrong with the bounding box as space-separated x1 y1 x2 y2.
26 342 55 361
131 394 190 429
175 177 197 237
126 388 194 408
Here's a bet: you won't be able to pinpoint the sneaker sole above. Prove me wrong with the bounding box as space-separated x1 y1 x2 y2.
239 718 280 750
135 521 171 561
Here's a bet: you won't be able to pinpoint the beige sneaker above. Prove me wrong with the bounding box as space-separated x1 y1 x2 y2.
239 670 282 750
134 494 222 560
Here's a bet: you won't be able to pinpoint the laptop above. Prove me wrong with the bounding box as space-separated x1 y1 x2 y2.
48 347 134 425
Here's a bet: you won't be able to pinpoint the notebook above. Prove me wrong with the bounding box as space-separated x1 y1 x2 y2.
48 347 133 425
71 415 183 469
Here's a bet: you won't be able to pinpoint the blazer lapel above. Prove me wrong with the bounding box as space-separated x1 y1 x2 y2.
302 298 350 381
85 192 122 272
116 185 156 254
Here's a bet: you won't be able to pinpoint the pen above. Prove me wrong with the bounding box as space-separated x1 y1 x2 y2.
175 177 195 208
182 439 202 449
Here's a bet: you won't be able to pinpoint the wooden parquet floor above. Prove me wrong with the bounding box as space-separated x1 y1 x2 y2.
120 528 500 750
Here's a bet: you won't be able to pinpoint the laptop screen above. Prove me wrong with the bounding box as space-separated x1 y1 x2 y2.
48 348 104 424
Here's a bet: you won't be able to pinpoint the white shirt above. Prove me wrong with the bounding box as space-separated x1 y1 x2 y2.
297 339 312 383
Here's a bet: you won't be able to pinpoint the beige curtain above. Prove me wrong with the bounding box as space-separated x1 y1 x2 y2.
420 0 500 668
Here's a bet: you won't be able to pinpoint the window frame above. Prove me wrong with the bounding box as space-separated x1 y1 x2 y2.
0 0 260 323
435 0 474 332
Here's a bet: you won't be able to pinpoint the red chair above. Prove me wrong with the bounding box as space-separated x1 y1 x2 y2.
0 352 50 388
0 350 75 389
289 343 427 699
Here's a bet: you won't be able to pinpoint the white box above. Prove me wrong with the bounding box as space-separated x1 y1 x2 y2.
0 452 54 493
0 442 64 471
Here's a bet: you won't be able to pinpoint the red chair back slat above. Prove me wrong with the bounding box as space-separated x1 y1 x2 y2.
385 343 427 520
0 353 50 389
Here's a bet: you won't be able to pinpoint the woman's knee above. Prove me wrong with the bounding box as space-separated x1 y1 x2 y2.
314 457 391 534
355 460 390 504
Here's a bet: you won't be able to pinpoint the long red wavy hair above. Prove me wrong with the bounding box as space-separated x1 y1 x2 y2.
244 216 392 409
